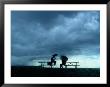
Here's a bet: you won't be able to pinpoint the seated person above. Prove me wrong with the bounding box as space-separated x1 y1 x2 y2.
60 55 68 68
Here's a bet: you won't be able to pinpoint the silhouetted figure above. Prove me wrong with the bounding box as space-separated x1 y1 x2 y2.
51 54 57 65
47 54 58 68
60 55 68 68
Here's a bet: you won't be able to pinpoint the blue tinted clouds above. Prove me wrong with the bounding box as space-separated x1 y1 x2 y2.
11 11 100 66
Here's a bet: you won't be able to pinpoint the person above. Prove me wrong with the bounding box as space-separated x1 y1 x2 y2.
60 55 68 68
47 54 58 68
51 54 58 65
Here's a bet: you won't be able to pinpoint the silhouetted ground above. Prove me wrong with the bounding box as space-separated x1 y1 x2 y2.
11 66 100 77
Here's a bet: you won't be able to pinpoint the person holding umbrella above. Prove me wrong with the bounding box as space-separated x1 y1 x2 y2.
51 54 58 65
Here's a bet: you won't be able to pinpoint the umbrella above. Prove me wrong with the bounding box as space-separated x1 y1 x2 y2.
52 54 58 57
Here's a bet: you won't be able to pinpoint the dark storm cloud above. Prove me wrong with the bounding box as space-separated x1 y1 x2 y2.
11 11 100 65
11 11 78 29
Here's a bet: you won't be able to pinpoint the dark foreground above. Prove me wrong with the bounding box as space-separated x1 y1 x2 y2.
11 66 100 77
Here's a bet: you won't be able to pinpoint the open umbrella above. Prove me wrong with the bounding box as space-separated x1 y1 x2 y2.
52 54 58 57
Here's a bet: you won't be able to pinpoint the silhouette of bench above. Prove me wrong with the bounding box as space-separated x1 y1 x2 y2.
38 61 47 67
38 61 56 68
65 62 80 68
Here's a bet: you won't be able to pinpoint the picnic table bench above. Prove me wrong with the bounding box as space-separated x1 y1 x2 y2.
38 61 47 67
38 61 56 68
65 62 80 68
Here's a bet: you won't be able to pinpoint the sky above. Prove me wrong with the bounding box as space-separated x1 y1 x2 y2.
11 11 100 68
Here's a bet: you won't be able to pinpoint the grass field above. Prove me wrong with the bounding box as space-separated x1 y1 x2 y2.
11 66 100 77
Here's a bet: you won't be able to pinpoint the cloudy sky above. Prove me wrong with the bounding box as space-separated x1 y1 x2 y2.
11 11 100 68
